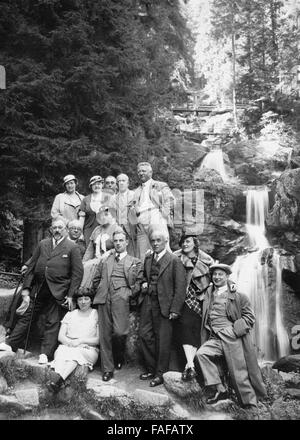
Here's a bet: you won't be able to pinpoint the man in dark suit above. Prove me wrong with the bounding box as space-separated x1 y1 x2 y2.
129 162 175 262
0 217 83 363
138 229 187 387
92 228 143 382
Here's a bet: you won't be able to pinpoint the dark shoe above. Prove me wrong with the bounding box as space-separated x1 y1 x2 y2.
139 372 155 381
207 390 228 404
182 367 197 382
47 376 64 394
149 376 164 387
102 372 114 382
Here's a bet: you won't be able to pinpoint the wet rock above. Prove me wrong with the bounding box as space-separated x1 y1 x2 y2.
273 355 300 373
0 395 29 413
55 385 75 403
194 168 224 184
0 375 8 393
80 407 105 420
169 403 190 420
286 388 300 399
134 389 170 406
163 371 203 398
15 386 39 408
92 385 128 399
261 363 284 384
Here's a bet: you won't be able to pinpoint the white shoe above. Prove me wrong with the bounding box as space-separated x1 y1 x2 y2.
38 354 48 364
0 342 12 352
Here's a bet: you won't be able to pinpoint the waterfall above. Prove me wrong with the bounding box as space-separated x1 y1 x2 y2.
200 149 229 182
231 188 290 360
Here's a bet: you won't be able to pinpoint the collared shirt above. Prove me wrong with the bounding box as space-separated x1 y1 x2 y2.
52 237 64 248
214 285 228 296
154 248 167 262
115 251 127 261
137 178 154 210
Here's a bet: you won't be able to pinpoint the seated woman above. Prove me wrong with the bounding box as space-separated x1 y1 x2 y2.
80 206 120 289
48 287 99 393
173 234 214 381
51 174 84 222
78 175 111 245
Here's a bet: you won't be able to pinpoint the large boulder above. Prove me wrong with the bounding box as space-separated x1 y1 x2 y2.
273 355 300 373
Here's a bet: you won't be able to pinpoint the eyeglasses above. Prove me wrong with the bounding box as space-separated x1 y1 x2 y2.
69 227 81 231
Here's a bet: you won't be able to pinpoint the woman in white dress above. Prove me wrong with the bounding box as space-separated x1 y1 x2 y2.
48 288 99 393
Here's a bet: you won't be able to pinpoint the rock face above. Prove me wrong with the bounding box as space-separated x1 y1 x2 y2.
267 169 300 233
273 355 300 373
163 371 203 399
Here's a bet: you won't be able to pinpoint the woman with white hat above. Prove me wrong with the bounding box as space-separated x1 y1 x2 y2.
79 175 111 245
51 174 84 222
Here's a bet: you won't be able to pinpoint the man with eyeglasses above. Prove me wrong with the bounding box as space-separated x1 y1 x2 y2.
68 219 86 258
0 217 83 365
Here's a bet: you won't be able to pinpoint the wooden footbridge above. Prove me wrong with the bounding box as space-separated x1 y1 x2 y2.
171 103 258 117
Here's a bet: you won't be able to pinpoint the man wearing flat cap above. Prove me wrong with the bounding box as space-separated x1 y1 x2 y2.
51 174 84 222
195 263 266 408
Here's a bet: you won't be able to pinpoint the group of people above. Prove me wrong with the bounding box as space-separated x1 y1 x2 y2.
0 162 267 409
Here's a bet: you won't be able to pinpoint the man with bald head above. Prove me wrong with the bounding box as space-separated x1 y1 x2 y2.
138 229 186 387
129 162 175 262
109 173 135 256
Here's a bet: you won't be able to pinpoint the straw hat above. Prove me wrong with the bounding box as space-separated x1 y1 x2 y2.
89 175 103 187
209 263 232 275
63 174 77 186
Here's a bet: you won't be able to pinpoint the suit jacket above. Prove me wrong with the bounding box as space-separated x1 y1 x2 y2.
129 179 175 227
92 251 143 305
23 237 83 301
140 251 187 318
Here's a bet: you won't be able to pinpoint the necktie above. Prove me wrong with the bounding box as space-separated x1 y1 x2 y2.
54 239 59 248
115 253 120 262
154 253 159 262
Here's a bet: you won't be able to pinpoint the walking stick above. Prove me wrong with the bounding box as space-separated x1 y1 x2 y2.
23 291 38 355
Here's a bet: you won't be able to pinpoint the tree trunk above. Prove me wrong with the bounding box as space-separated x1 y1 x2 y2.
22 219 49 263
232 29 237 128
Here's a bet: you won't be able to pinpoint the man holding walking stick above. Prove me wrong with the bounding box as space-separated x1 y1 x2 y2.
0 217 83 364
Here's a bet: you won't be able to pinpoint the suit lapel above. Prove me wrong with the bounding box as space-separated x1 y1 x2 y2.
157 252 171 278
106 253 115 282
202 286 213 323
50 237 68 258
123 255 132 283
145 255 152 281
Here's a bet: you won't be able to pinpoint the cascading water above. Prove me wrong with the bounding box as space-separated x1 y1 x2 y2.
200 149 229 182
231 187 290 361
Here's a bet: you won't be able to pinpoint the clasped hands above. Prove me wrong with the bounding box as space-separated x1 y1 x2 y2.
66 338 89 348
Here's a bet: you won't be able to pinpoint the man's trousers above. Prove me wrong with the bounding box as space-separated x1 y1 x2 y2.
7 281 63 359
139 294 173 377
98 287 130 373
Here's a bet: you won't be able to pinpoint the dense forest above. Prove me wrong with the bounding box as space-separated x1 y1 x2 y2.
0 0 299 265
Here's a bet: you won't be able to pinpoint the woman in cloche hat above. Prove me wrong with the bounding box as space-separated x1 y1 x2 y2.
51 174 84 222
78 175 111 245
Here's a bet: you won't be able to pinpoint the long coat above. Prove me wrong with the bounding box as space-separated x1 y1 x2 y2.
201 284 267 400
92 252 143 305
139 251 187 318
23 237 83 301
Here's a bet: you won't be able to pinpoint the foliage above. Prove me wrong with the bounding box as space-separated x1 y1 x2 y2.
0 0 192 226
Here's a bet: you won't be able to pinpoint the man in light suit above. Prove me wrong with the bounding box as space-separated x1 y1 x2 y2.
138 229 187 387
109 173 135 256
129 162 175 262
92 228 143 382
0 217 83 363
